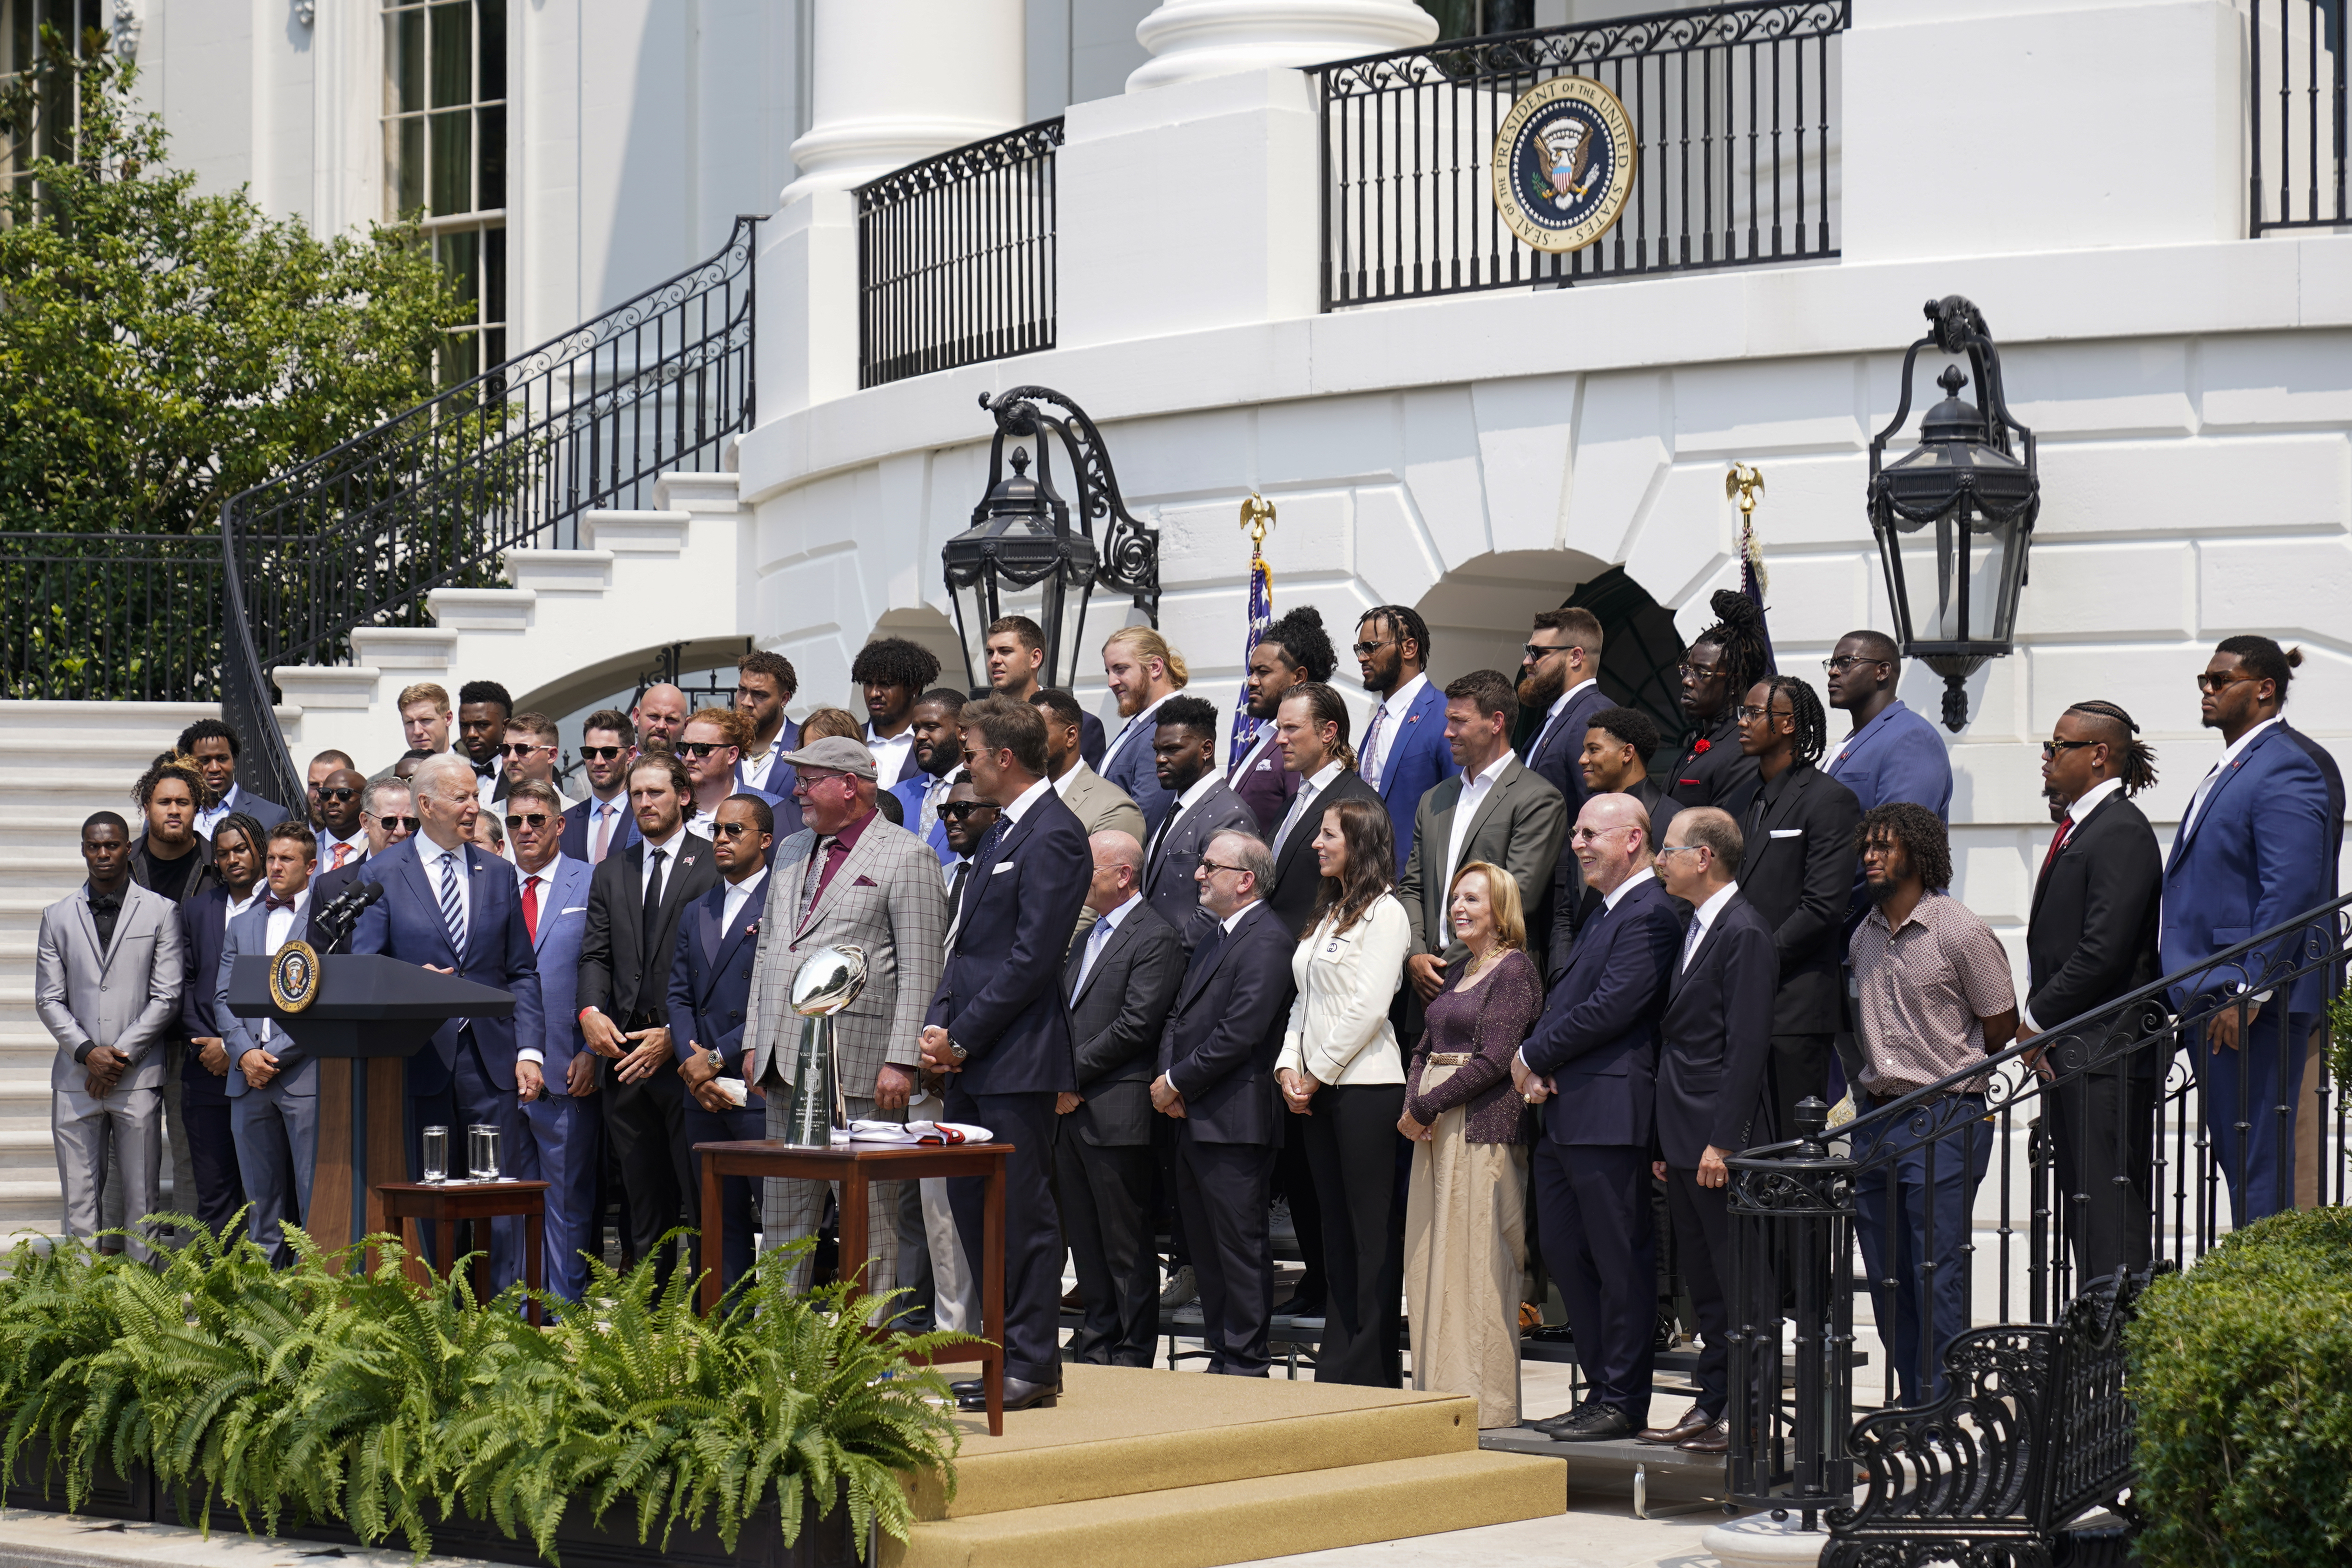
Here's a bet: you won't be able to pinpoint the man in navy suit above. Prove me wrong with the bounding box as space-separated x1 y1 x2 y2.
1099 626 1190 836
1353 605 1459 875
889 689 967 864
919 696 1091 1412
1513 793 1681 1441
180 717 293 838
351 753 547 1290
504 781 599 1301
215 823 322 1266
177 814 264 1237
668 794 773 1295
732 651 802 800
560 709 642 866
2163 636 2333 1226
1517 607 1613 972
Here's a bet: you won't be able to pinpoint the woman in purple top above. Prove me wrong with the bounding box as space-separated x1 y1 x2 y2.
1398 860 1544 1426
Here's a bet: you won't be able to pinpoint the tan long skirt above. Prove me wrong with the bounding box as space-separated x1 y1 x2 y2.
1402 1061 1529 1429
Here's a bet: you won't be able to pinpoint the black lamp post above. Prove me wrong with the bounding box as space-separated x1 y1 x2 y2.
1866 296 2040 732
944 385 1162 694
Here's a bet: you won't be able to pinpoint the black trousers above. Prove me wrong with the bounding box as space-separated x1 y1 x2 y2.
1768 1032 1835 1143
1532 1141 1655 1419
2048 1068 2160 1286
1665 1167 1734 1418
601 1059 691 1286
1301 1083 1406 1387
895 1175 936 1327
945 1086 1063 1386
1173 1131 1276 1376
1053 1124 1159 1366
1273 1112 1327 1305
181 1096 246 1239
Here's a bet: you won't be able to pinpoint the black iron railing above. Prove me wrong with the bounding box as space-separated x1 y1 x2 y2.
1727 889 2352 1524
218 216 762 807
2251 0 2349 231
1314 1 1847 308
855 118 1063 389
0 532 227 702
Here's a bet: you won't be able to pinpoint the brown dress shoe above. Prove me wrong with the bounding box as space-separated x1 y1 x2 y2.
1635 1403 1713 1445
1677 1418 1731 1454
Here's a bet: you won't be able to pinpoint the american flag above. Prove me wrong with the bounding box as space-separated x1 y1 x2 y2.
1227 540 1274 770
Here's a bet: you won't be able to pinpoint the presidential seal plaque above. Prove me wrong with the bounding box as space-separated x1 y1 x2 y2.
1491 76 1636 255
267 938 322 1014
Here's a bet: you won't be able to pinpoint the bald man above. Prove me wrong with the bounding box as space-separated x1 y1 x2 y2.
1057 830 1186 1366
632 683 691 754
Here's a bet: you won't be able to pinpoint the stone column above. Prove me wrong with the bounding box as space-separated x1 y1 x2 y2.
782 0 1030 201
1126 0 1436 94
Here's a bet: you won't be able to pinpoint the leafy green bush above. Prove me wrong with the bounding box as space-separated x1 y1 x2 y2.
2128 1206 2352 1568
0 1218 965 1562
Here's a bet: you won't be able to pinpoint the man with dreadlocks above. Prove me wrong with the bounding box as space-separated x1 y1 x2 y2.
1732 673 1861 1140
2023 700 2164 1285
1660 591 1769 845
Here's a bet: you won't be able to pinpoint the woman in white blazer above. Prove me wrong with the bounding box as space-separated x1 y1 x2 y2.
1277 796 1410 1386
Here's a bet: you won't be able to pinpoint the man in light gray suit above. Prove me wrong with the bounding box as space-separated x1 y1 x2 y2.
36 812 187 1261
744 736 947 1294
1397 671 1569 1032
1140 696 1258 952
1031 687 1147 950
216 821 322 1267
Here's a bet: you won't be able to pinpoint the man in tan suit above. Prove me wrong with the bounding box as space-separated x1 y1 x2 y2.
745 736 947 1292
1031 688 1146 949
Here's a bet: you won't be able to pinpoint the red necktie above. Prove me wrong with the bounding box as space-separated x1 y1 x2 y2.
331 842 350 869
522 874 541 942
2039 818 2073 880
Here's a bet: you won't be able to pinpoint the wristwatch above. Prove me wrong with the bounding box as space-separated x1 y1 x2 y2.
948 1040 968 1063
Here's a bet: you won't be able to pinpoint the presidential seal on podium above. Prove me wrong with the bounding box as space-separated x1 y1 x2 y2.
1491 75 1636 255
267 938 323 1014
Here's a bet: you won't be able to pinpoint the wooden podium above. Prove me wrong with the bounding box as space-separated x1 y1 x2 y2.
224 953 517 1260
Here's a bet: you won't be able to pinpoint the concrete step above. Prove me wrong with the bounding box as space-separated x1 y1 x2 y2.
0 811 112 853
0 701 214 733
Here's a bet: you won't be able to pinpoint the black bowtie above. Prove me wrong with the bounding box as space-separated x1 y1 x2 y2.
88 893 121 915
473 759 498 779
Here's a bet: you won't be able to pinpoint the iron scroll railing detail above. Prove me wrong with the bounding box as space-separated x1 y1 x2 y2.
217 216 762 807
856 119 1064 389
1314 1 1848 308
2250 0 2350 232
1726 889 2352 1526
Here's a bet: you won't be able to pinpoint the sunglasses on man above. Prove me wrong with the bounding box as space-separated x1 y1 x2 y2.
937 801 998 822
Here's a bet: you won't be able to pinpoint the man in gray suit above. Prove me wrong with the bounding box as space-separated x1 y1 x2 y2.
1398 670 1569 1030
215 821 323 1267
1140 696 1258 951
744 735 948 1294
1056 830 1185 1365
1032 687 1147 949
36 812 187 1261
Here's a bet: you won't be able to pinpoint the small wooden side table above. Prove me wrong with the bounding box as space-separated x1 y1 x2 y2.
378 1180 548 1325
692 1140 1011 1435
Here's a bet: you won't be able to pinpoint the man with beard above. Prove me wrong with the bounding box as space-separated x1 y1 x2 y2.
1229 606 1337 837
560 709 641 865
733 651 802 798
853 637 941 788
1353 605 1457 877
1518 607 1611 972
632 681 692 755
1659 591 1769 838
1099 626 1190 837
889 688 968 863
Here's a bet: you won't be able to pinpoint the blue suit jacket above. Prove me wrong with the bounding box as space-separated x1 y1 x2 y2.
1370 679 1461 876
215 898 318 1099
523 854 594 1083
2161 721 2333 1016
1520 679 1613 950
1519 873 1680 1147
1822 699 1953 820
737 717 801 801
350 836 547 1097
890 773 954 864
559 794 641 864
1097 708 1173 838
667 875 763 1072
177 885 238 1105
926 787 1090 1095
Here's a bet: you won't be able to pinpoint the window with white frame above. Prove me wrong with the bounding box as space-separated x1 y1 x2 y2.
383 0 507 383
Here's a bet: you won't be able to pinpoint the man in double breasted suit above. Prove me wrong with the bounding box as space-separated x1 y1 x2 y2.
37 813 187 1262
746 736 947 1294
1141 696 1257 951
502 780 598 1301
920 699 1091 1411
1057 830 1185 1366
1153 828 1297 1377
216 822 323 1268
1514 794 1681 1442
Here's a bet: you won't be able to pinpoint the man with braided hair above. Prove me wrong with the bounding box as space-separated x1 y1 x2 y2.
2025 699 2165 1284
1354 604 1459 876
1732 673 1861 1139
1661 591 1768 840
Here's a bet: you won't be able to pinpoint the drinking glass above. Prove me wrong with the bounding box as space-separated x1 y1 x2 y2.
421 1125 449 1183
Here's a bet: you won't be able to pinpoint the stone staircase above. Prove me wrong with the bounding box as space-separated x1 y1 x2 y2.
0 701 218 1241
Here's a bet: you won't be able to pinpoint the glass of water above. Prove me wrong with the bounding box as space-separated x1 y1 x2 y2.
467 1124 502 1182
421 1125 449 1183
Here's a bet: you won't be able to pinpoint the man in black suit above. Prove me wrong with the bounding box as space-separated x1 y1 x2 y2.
1056 829 1186 1366
1141 696 1258 950
919 696 1091 1413
1517 608 1612 973
2023 700 2166 1285
1733 675 1862 1141
1513 793 1682 1440
1153 828 1297 1377
1261 683 1384 937
1659 592 1770 832
1639 806 1775 1454
577 752 719 1285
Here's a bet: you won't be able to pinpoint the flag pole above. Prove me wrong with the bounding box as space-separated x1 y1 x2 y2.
1228 494 1277 770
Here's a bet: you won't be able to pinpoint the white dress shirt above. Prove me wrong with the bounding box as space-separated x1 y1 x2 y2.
721 866 769 937
1073 890 1140 996
1441 749 1515 888
2017 778 2126 1033
2181 716 2281 840
865 722 916 786
998 774 1055 826
423 837 473 947
638 823 687 901
249 887 312 1056
1148 770 1224 862
1100 694 1173 781
581 792 629 862
1682 879 1742 972
738 744 785 795
318 827 369 872
1518 867 1658 1076
1361 672 1430 790
509 853 574 1066
1272 761 1345 857
197 783 261 840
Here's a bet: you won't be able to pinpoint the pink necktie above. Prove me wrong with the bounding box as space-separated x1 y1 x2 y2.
593 805 614 864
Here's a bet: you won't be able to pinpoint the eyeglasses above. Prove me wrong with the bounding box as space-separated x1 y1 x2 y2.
365 815 422 833
710 820 759 839
2040 740 2096 760
1676 662 1726 681
579 746 628 762
497 742 549 758
937 801 998 822
1654 843 1707 859
2194 671 2256 694
1732 703 1783 723
1522 642 1572 664
1822 655 1889 674
676 741 728 760
315 787 357 802
504 812 552 830
1197 859 1247 877
1349 639 1394 659
1568 825 1635 843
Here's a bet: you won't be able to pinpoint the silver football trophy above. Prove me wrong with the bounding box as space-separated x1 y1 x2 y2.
782 944 867 1148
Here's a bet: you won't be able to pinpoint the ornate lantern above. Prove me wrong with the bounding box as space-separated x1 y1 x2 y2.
942 386 1162 695
1866 296 2040 731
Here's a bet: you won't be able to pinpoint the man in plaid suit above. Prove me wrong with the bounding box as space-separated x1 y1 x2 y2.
744 735 947 1294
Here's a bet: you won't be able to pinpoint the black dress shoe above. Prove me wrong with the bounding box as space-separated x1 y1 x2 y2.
959 1375 1057 1412
949 1378 982 1397
1526 1323 1574 1343
1271 1292 1324 1319
1635 1403 1714 1445
1544 1403 1634 1442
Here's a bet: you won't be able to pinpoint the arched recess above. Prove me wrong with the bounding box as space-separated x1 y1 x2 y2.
1561 565 1689 787
868 606 966 697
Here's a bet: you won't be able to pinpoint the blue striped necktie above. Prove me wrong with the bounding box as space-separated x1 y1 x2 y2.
436 848 466 959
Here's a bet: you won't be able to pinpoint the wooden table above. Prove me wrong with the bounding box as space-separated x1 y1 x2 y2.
692 1139 1011 1434
378 1180 548 1325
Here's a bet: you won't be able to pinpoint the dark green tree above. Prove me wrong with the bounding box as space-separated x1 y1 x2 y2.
0 28 465 536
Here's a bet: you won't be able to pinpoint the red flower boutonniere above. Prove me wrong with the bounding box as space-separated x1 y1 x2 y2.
1692 738 1712 755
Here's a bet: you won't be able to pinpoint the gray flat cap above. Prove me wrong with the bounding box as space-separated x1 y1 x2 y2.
780 734 879 780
